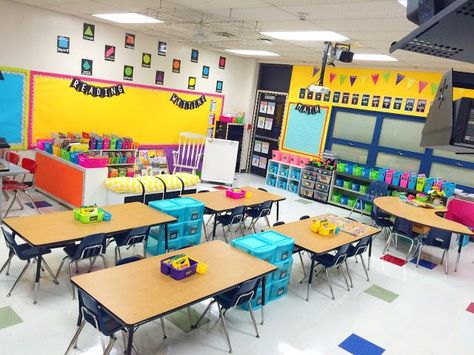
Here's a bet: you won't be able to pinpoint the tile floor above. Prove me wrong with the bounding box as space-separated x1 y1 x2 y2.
1 173 474 355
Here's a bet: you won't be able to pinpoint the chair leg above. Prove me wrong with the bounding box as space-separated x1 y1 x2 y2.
100 254 107 269
103 335 117 355
0 252 13 275
416 245 423 268
3 191 18 218
383 233 394 254
68 261 76 300
42 257 59 284
160 317 167 339
202 220 209 241
24 190 41 215
238 222 245 236
348 199 357 218
344 260 353 288
114 247 119 265
445 250 449 275
193 300 215 329
406 239 415 262
264 216 271 228
298 251 307 278
360 255 370 281
221 224 229 243
325 268 335 300
64 319 86 354
7 260 31 297
247 302 260 338
55 256 69 280
339 265 350 291
218 305 232 353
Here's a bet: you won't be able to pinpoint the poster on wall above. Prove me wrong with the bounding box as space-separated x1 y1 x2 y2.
142 53 152 68
188 77 196 90
372 95 380 108
172 59 181 73
83 23 95 41
299 88 306 99
264 117 274 130
342 92 350 104
333 92 341 103
267 102 276 115
191 49 199 63
219 56 226 69
416 99 427 113
259 101 268 114
216 80 223 93
158 41 167 56
361 94 370 106
259 157 267 169
104 45 115 61
254 140 262 152
125 33 135 49
315 92 322 101
155 71 164 85
202 66 210 79
123 65 134 81
257 116 266 129
57 36 70 54
307 90 313 100
323 91 330 102
393 97 403 110
351 93 359 105
382 96 392 109
252 155 260 167
405 98 415 111
81 59 93 76
261 142 270 154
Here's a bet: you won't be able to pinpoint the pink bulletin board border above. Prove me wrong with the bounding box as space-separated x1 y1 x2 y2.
28 70 225 148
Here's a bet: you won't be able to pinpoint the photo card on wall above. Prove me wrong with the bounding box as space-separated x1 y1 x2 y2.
315 92 322 101
351 93 359 105
382 96 392 109
307 90 313 100
372 95 380 108
416 99 427 113
332 91 341 103
342 92 350 104
361 94 370 106
299 88 306 99
393 97 403 110
323 91 331 102
405 98 415 111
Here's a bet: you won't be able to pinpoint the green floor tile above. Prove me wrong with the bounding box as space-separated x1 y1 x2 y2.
166 308 210 334
364 284 399 303
0 306 23 330
295 198 313 205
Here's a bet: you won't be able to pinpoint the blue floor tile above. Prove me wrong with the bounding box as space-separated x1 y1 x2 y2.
339 333 385 355
409 258 437 270
25 200 52 209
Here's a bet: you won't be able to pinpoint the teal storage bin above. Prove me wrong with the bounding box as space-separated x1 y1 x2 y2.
269 277 289 302
231 235 276 263
272 258 293 282
149 199 185 223
149 222 184 241
255 231 294 263
146 234 183 256
175 197 205 221
239 284 270 311
181 233 202 248
183 220 201 236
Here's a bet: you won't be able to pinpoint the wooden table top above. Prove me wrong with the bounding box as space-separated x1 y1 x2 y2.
374 196 473 235
72 240 276 326
186 186 285 212
271 214 380 254
3 202 176 247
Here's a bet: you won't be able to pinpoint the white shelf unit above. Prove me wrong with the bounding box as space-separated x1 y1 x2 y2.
266 159 302 194
89 148 137 168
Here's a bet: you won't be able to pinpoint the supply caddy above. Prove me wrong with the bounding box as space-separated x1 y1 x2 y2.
73 205 111 223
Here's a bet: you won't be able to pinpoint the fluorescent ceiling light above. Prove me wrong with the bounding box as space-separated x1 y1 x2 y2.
226 49 279 56
353 53 398 61
93 13 162 24
260 31 349 42
397 0 408 7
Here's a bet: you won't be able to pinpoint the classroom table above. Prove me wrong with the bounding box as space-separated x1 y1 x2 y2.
186 187 285 238
0 159 28 221
2 202 176 303
374 196 473 271
271 214 380 301
72 240 276 355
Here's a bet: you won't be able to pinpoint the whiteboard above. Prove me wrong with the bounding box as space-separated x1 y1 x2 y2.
201 138 238 185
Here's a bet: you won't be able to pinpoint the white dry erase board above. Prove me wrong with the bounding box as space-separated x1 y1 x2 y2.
201 138 238 185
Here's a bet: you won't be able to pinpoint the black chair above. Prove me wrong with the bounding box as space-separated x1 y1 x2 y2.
115 255 143 266
198 190 213 240
416 228 452 274
0 227 57 303
371 205 394 240
384 218 420 261
113 226 150 264
349 180 388 218
345 236 372 287
245 200 273 233
193 278 261 353
215 205 246 243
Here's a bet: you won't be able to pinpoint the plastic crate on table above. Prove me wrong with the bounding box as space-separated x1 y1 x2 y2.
149 199 185 223
231 235 276 264
239 284 271 311
269 277 289 302
271 258 293 282
175 197 205 221
255 231 294 263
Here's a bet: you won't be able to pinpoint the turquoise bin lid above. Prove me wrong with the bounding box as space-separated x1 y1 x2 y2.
148 199 181 212
174 197 205 208
232 235 276 253
256 231 294 247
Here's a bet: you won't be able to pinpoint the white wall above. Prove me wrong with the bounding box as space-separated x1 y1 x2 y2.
0 0 258 169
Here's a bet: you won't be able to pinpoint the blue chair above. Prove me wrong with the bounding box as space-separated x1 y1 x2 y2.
245 200 273 233
384 218 420 261
55 233 107 299
0 227 57 303
113 226 150 264
345 236 372 287
349 180 388 218
115 255 143 266
371 205 393 239
416 228 452 274
193 278 261 353
215 205 246 243
307 244 351 301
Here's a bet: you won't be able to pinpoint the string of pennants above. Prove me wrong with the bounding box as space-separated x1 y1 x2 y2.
295 102 320 115
170 93 207 110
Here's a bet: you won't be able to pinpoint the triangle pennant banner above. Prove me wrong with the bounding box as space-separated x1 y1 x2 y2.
407 78 415 89
339 74 347 86
430 82 439 95
312 66 320 77
371 73 379 85
360 75 368 86
382 71 391 83
419 80 428 93
396 73 405 85
329 73 337 83
349 75 357 86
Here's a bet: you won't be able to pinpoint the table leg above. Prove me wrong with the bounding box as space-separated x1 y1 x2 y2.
276 201 280 222
164 224 168 252
126 327 134 355
0 177 3 222
455 236 463 272
33 253 42 304
368 238 373 271
306 258 315 302
212 213 218 240
260 276 266 325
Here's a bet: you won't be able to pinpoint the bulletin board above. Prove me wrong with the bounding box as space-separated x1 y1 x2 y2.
281 103 329 158
29 71 224 147
0 67 29 149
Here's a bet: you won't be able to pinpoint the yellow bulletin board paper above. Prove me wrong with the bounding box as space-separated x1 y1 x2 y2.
29 71 223 146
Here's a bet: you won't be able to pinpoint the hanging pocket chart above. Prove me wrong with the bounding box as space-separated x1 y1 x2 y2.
281 103 329 157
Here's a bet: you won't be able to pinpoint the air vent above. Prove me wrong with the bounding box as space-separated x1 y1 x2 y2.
400 38 464 59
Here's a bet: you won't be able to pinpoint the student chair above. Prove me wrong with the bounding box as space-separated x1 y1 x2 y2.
384 217 420 261
416 228 452 274
349 180 388 218
307 244 351 301
371 205 394 240
345 236 372 287
2 151 20 187
215 205 246 243
55 233 107 299
112 226 150 264
0 227 57 303
193 278 261 353
245 200 273 233
197 189 213 240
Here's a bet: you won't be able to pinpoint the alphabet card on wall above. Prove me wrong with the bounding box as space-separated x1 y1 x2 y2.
57 36 70 54
125 33 135 49
104 45 115 61
83 23 95 41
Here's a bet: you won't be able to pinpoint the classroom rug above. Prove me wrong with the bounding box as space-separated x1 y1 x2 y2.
339 333 385 355
166 307 210 333
380 254 407 266
25 200 52 209
409 258 437 270
295 198 313 205
0 306 23 330
364 285 399 303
